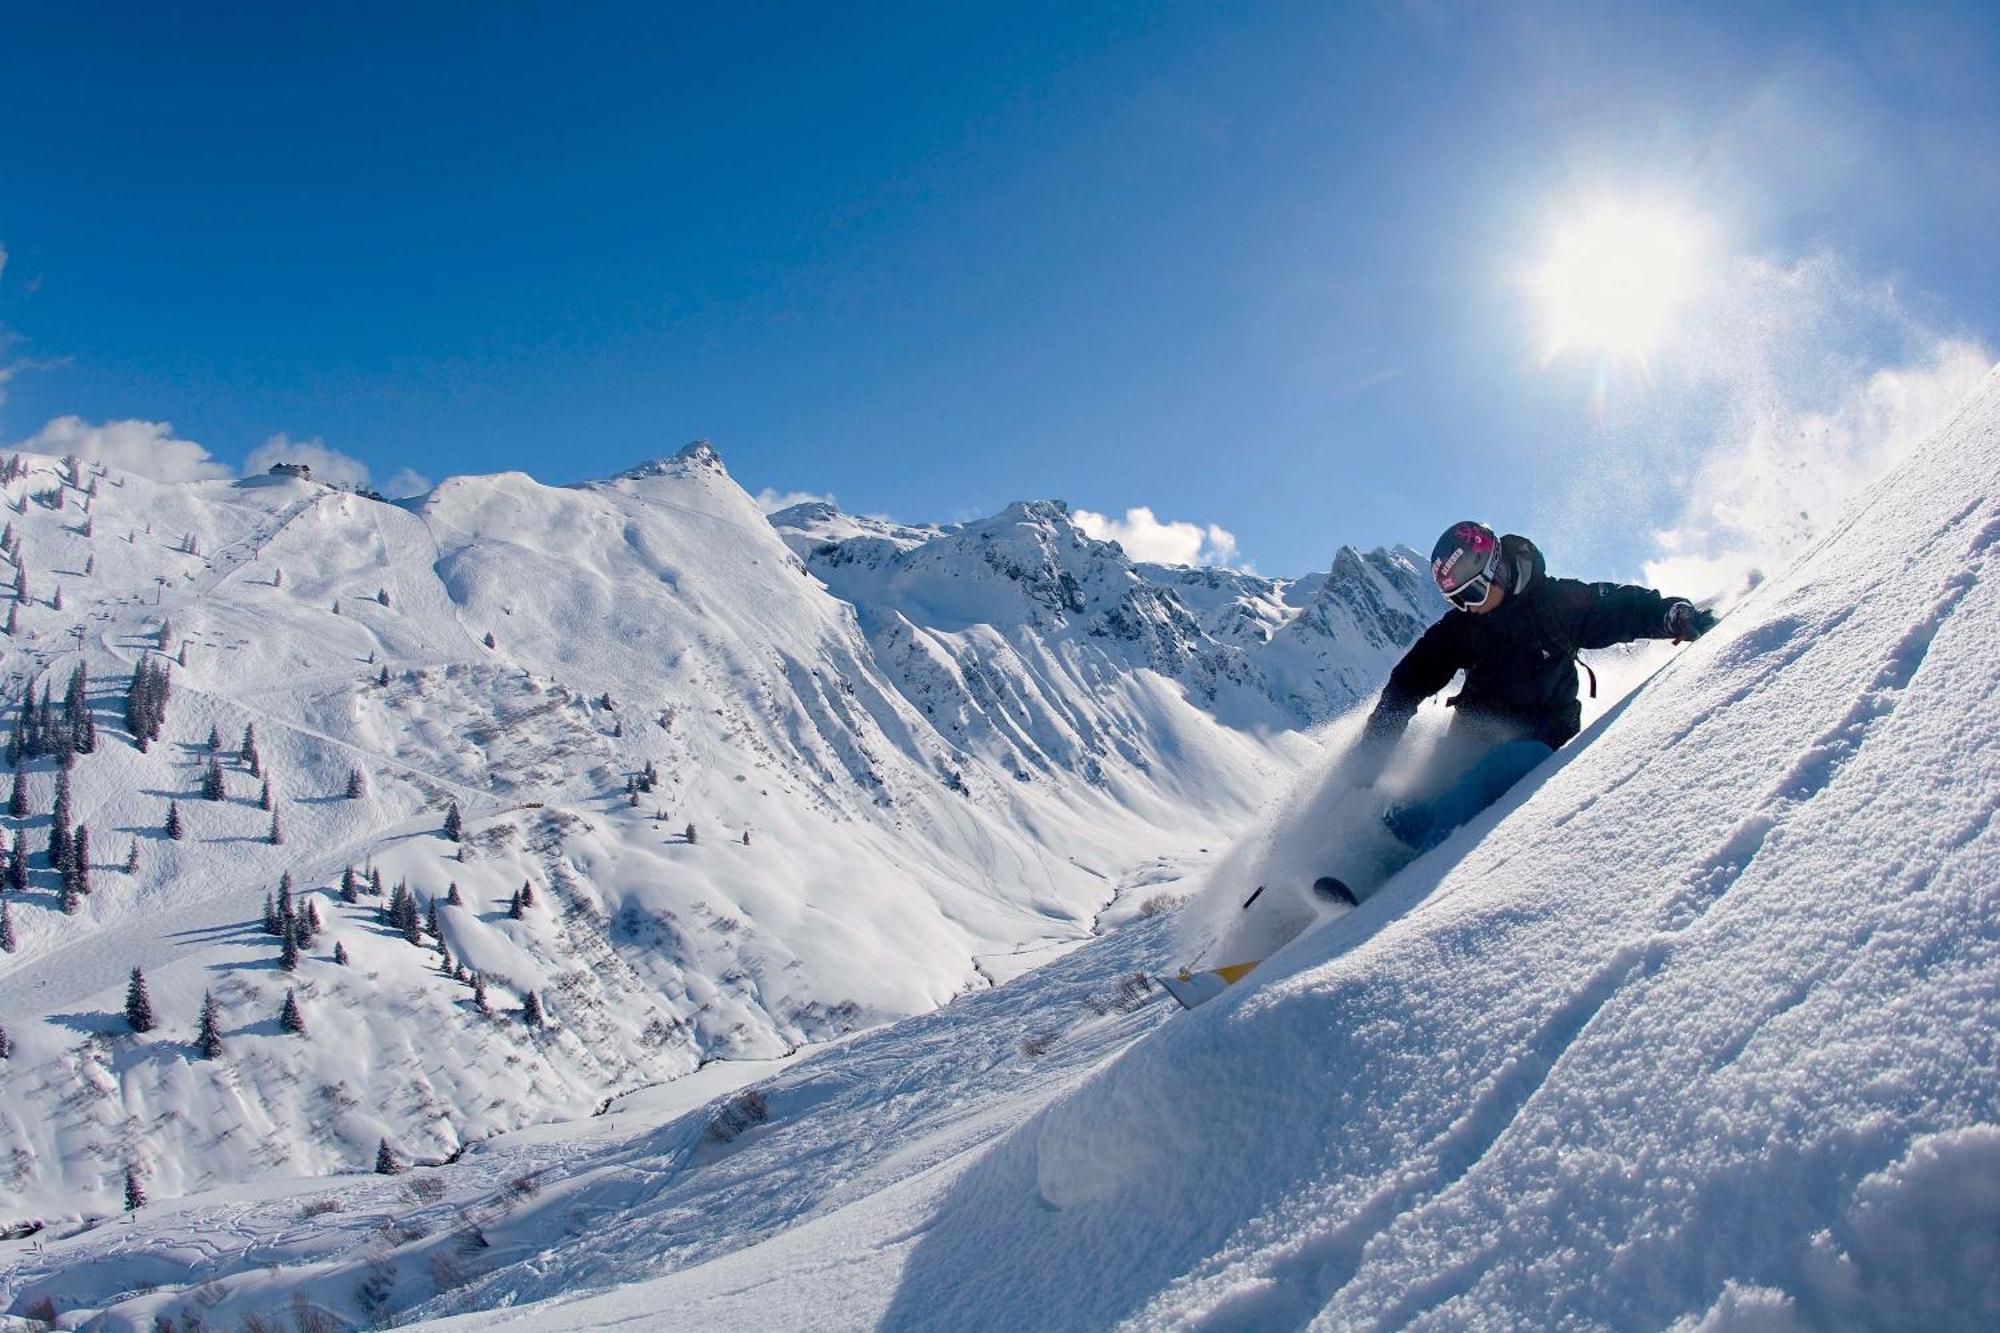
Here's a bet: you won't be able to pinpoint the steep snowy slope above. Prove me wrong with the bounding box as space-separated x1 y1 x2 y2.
0 441 1437 1226
871 365 2000 1330
19 369 1991 1332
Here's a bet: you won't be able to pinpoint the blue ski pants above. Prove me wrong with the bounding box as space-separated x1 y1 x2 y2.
1383 738 1554 854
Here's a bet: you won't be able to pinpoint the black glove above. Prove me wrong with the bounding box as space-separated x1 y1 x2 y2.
1664 600 1717 643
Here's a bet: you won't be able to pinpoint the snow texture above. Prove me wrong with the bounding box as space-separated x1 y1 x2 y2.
4 365 1996 1329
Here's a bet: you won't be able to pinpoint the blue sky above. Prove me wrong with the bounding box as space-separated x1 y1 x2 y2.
2 1 1995 578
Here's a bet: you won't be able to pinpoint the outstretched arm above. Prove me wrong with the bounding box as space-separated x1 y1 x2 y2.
1569 582 1713 649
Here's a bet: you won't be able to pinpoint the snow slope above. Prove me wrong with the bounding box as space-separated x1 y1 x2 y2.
869 365 2000 1330
0 441 1437 1227
13 372 1992 1328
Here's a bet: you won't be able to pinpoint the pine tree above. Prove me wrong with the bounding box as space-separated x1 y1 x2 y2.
124 1165 146 1212
36 685 63 762
0 901 15 952
201 756 226 801
50 585 61 612
368 865 384 897
443 801 463 842
124 966 156 1032
262 893 281 935
268 808 283 844
280 990 306 1035
685 822 697 845
483 630 497 649
124 656 173 750
401 904 423 947
3 604 15 637
165 801 184 840
280 921 300 971
70 825 89 894
62 662 93 755
374 1138 401 1175
206 724 222 752
6 766 24 819
124 840 139 874
240 723 259 774
345 768 365 799
446 882 462 906
197 990 223 1059
472 973 492 1015
7 830 26 893
59 872 79 915
376 664 390 688
340 865 359 902
743 829 752 846
0 1025 11 1059
425 896 440 937
376 587 390 607
438 941 454 975
333 940 350 965
508 887 525 920
522 991 545 1028
258 774 272 810
305 898 322 936
49 768 71 866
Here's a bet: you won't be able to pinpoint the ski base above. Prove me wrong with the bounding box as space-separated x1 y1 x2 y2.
1160 959 1261 1010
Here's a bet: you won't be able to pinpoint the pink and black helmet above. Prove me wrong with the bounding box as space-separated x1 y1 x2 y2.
1430 521 1501 609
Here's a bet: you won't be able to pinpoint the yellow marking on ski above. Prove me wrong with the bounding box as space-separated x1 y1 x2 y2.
1213 960 1260 985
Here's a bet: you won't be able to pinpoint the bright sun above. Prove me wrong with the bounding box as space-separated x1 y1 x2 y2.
1531 201 1705 368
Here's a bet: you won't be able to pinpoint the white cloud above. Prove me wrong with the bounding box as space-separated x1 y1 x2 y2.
10 415 233 482
381 467 434 499
242 433 372 488
0 242 8 284
754 487 838 515
1073 505 1241 567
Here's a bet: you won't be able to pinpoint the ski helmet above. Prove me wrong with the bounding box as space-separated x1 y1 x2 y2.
1430 521 1500 609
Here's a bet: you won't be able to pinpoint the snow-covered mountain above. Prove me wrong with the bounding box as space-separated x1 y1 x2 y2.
0 440 1438 1228
8 367 1991 1331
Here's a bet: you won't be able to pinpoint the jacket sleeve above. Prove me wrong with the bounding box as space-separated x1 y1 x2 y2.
1353 616 1465 779
1566 581 1680 649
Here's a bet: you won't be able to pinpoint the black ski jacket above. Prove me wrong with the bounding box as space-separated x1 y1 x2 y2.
1364 535 1680 753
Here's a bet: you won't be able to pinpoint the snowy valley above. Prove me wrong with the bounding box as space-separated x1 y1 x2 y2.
0 438 1436 1247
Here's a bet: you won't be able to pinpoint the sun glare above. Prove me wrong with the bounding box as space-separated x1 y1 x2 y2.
1532 201 1704 369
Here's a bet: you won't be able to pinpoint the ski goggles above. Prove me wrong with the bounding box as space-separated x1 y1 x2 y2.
1434 547 1499 609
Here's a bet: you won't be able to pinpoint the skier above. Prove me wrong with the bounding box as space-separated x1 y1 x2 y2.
1333 520 1714 877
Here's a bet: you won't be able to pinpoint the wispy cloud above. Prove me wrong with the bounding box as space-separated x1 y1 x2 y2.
754 486 837 515
9 415 233 481
242 433 372 487
1328 366 1405 400
1073 505 1242 567
381 467 434 499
